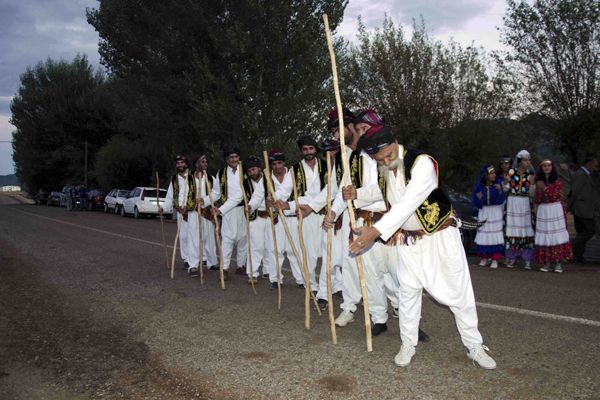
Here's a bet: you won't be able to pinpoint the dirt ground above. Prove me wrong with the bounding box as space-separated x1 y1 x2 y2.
1 198 599 399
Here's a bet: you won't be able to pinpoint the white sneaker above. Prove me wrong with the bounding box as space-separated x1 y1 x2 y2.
524 262 532 270
479 259 489 267
335 310 355 327
467 344 497 370
394 344 416 367
554 263 563 273
540 265 551 272
490 260 498 269
505 259 515 268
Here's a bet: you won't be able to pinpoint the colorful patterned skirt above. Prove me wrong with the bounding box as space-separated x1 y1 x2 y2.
475 205 504 260
535 201 573 263
505 196 535 261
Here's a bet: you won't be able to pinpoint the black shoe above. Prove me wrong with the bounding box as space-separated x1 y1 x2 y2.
269 282 281 290
296 283 305 289
188 268 199 278
183 261 190 271
371 323 388 336
235 267 245 275
262 273 269 279
316 299 328 311
418 328 430 342
208 265 219 271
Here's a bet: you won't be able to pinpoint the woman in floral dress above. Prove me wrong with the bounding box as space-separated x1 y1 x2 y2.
534 160 573 273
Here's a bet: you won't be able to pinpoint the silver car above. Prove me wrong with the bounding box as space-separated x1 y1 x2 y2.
104 189 131 214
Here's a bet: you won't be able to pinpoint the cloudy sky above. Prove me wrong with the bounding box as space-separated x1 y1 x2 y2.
0 0 508 175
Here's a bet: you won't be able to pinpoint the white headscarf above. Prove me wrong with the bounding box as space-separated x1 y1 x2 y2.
514 149 531 168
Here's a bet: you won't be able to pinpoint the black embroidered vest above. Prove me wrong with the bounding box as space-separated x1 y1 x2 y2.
171 173 197 211
216 167 245 207
402 149 453 234
290 158 327 200
242 173 262 221
349 150 388 204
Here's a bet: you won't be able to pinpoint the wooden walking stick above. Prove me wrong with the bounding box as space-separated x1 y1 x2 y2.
262 151 282 310
323 13 372 351
156 172 170 270
325 151 337 344
262 151 321 327
239 161 257 294
206 176 226 290
291 171 313 329
196 172 205 285
170 220 180 280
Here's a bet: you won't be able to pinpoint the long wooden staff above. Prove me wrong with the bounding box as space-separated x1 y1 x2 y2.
206 176 226 290
262 152 282 309
262 151 321 328
156 172 170 270
323 13 372 351
170 219 180 280
196 172 205 285
239 161 257 294
325 151 337 344
291 171 314 329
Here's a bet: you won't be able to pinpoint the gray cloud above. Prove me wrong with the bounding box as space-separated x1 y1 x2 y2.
342 0 497 34
0 0 100 97
390 0 495 32
0 0 100 174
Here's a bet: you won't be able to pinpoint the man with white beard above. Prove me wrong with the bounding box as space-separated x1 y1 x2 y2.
160 155 200 277
348 124 496 370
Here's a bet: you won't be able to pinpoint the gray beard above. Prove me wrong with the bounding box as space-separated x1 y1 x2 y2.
378 157 403 177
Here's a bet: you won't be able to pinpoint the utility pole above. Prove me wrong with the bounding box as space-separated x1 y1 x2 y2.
84 140 88 187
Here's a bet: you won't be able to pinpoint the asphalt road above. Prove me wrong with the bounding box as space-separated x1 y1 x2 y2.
1 197 599 399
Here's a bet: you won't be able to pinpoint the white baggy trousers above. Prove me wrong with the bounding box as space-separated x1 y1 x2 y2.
199 214 218 268
246 216 276 278
220 206 248 270
396 226 483 348
178 210 200 269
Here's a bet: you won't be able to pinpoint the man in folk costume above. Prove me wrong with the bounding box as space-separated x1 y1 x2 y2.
209 145 248 280
348 124 496 370
266 148 302 288
306 107 358 313
161 155 201 277
243 155 276 284
275 135 326 289
312 137 345 310
326 109 429 340
194 154 218 270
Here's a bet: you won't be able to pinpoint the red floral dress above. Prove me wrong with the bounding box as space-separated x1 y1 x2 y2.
534 180 573 263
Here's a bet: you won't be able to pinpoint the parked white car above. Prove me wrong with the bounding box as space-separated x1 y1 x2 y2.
104 189 131 214
120 187 168 219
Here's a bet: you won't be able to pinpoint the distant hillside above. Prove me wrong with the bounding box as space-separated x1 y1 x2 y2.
0 174 19 186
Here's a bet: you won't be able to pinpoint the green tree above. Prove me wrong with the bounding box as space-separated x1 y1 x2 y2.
86 0 348 174
342 17 514 150
10 55 118 194
501 0 600 163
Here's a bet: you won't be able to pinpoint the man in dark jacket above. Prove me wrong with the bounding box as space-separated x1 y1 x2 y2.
568 158 599 263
